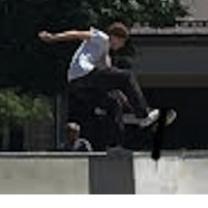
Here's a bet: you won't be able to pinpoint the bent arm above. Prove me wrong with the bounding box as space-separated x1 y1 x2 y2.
38 30 91 43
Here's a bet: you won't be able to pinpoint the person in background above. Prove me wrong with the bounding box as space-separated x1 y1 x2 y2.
64 122 93 152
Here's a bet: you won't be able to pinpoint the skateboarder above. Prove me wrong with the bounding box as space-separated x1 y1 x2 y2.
39 22 177 128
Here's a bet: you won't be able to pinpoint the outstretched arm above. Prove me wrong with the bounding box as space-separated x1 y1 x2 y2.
38 30 91 43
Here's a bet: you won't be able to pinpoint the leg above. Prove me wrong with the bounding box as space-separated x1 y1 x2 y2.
75 68 149 118
70 69 177 128
104 91 125 146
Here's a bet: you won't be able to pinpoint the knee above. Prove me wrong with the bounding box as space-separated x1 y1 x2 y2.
118 70 132 79
122 70 134 82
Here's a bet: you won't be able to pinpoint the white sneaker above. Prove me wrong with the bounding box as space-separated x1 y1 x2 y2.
165 109 177 126
138 109 160 128
138 109 177 128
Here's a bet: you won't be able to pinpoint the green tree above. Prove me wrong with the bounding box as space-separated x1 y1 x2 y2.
83 0 188 28
0 89 53 149
0 89 53 123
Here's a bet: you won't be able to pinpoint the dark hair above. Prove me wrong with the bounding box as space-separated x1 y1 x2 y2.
107 22 129 39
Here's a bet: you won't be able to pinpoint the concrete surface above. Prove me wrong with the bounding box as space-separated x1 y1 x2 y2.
134 155 208 194
0 152 208 194
89 149 134 194
182 0 208 19
0 156 89 194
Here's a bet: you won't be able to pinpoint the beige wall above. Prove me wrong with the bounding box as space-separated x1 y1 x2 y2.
182 0 208 19
0 153 208 194
0 157 89 194
134 156 208 194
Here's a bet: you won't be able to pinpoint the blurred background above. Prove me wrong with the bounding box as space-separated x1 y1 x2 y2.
1 0 208 151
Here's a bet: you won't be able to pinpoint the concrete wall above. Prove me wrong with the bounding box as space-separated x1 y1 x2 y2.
135 46 208 74
0 152 208 194
131 37 208 87
134 156 208 194
0 154 89 194
183 0 208 19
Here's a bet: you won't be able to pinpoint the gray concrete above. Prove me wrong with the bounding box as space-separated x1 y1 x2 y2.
134 155 208 194
89 149 134 194
182 0 208 19
1 152 208 194
0 156 89 194
134 46 208 74
131 44 208 87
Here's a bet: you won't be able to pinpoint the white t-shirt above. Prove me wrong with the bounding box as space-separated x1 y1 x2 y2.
67 28 111 82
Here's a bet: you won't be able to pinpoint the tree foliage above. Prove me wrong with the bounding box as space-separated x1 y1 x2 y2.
0 89 53 124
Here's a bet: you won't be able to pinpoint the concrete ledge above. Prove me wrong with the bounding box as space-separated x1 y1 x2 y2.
0 157 89 194
0 150 207 159
134 156 208 194
0 151 207 194
0 152 107 158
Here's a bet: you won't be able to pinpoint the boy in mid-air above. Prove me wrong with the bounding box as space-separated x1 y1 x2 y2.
39 22 176 128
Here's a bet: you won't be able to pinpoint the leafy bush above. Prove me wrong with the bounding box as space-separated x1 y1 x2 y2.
0 89 53 124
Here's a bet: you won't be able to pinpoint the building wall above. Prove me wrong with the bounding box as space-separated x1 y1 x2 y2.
134 155 208 194
0 152 208 194
133 45 208 87
131 36 208 87
135 46 208 74
182 0 208 19
0 155 89 194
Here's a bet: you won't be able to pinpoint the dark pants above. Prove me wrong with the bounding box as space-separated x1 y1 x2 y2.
69 68 149 118
67 82 125 149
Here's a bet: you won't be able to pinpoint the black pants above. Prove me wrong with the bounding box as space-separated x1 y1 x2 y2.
70 68 149 118
68 82 126 149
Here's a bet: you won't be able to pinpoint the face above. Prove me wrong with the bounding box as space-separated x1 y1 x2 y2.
67 129 79 143
109 35 126 51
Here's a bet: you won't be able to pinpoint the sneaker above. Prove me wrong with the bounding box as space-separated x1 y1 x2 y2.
165 109 177 126
138 109 177 128
138 109 160 128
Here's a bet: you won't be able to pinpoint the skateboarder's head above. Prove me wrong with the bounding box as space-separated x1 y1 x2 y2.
107 22 129 51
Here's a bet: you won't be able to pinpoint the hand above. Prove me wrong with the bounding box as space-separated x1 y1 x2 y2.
38 31 54 43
